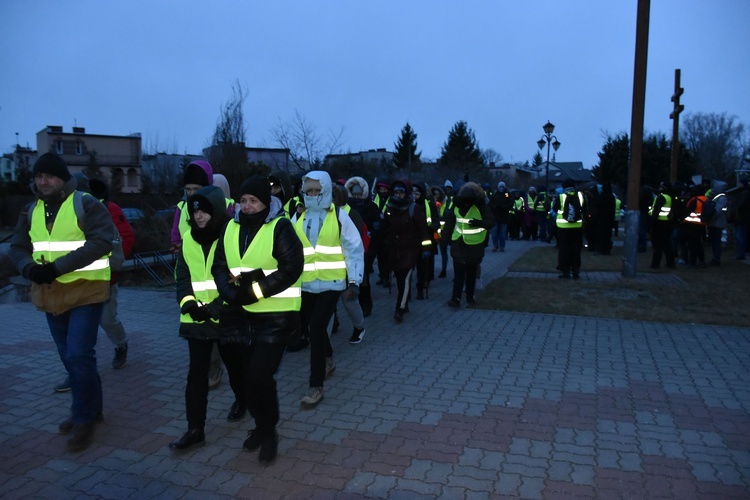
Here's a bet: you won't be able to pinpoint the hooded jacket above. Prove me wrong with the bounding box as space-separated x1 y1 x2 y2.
383 181 432 271
442 182 495 264
10 175 114 314
171 160 215 245
292 171 364 293
345 176 381 232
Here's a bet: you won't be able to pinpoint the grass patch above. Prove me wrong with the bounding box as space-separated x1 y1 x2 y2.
479 243 750 327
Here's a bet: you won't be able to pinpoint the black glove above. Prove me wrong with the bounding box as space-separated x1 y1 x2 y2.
189 306 212 323
28 263 61 284
342 284 359 301
240 268 266 285
234 284 259 306
468 219 482 227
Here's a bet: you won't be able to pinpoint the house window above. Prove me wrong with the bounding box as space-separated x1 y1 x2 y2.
55 140 63 154
75 142 83 155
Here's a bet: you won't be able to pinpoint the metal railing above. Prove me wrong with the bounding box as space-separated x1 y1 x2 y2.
132 250 175 286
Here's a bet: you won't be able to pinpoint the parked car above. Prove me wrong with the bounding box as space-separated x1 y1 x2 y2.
155 206 177 221
121 208 145 224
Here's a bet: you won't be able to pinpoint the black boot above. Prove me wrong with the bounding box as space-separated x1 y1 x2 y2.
169 428 205 450
259 429 279 464
67 423 95 452
227 400 246 421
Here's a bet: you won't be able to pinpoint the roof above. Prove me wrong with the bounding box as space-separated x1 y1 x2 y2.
544 161 592 183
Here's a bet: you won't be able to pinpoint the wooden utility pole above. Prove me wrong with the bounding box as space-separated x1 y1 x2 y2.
622 0 651 278
669 69 684 183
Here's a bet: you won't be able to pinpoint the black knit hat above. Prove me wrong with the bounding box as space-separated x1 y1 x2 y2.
183 163 209 187
33 153 71 181
240 176 272 207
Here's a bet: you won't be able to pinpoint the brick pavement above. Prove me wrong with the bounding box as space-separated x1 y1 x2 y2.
1 239 748 499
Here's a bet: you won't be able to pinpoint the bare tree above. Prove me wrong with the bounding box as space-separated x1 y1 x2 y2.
209 81 250 197
270 109 344 171
481 148 504 167
681 112 746 182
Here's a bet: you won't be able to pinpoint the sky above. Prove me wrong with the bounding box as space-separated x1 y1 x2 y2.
2 1 749 172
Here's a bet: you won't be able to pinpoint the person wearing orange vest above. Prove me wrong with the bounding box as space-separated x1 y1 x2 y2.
682 185 708 267
211 176 304 463
10 153 114 452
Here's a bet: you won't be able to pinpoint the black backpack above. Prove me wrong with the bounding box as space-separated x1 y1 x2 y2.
700 197 717 224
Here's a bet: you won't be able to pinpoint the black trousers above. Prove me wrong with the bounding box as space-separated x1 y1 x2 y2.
557 228 583 277
394 268 413 311
185 339 241 429
451 260 478 302
232 342 286 433
651 220 675 268
301 290 340 388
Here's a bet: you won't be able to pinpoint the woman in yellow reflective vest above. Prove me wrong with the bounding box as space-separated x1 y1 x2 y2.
171 185 244 451
442 182 495 308
553 180 587 279
211 176 304 464
292 171 364 409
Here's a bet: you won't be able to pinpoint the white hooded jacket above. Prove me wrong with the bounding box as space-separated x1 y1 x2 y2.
292 171 364 293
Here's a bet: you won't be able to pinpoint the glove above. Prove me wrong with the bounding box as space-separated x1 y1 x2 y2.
235 284 260 306
189 306 212 322
468 219 482 227
342 284 359 301
240 268 266 284
422 251 432 259
28 263 61 284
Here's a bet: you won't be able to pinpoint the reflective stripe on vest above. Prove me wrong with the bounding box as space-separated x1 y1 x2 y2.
451 205 486 245
649 194 672 221
685 196 706 224
294 206 347 282
224 218 301 313
29 196 110 283
423 199 432 225
180 231 219 324
614 197 622 221
555 192 584 229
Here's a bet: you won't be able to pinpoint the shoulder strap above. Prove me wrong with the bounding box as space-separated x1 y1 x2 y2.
27 190 86 225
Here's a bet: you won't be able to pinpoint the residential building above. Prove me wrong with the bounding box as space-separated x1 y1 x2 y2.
36 125 142 193
1 145 37 183
325 148 394 169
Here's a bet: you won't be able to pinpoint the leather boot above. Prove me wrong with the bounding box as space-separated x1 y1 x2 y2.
169 428 205 450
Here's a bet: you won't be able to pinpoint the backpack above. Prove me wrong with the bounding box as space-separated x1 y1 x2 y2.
700 197 717 224
28 190 125 272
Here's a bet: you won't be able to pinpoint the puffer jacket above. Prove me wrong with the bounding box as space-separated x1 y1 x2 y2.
346 176 382 232
10 176 113 315
211 196 304 345
443 182 495 265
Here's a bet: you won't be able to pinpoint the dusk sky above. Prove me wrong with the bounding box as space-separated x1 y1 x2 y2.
2 1 748 172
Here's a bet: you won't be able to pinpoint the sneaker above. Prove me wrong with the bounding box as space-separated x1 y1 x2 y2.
394 309 404 322
112 343 127 369
446 298 460 308
325 357 336 379
301 387 324 407
349 327 365 344
54 376 71 393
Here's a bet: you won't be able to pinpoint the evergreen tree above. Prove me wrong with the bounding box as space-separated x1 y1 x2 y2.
438 121 484 178
393 122 421 173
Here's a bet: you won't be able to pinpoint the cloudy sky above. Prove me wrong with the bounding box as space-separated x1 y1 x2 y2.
2 1 748 171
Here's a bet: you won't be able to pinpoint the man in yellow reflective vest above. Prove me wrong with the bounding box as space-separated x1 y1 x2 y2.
293 171 364 409
10 153 113 452
649 181 676 269
552 179 587 279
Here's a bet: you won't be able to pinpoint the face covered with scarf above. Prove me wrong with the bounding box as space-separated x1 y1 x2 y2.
301 171 333 211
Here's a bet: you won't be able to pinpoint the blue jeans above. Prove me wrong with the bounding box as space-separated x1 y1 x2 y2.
46 302 104 424
490 223 507 250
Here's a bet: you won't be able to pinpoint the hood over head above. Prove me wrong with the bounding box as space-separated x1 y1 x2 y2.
72 172 90 193
455 181 486 208
497 181 507 192
184 160 213 187
302 170 333 211
711 180 728 195
212 173 231 199
345 176 370 199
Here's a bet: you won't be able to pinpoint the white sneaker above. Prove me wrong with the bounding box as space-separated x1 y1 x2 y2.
349 328 365 344
301 387 324 407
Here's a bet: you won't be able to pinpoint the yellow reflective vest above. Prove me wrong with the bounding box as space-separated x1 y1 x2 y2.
29 195 110 283
223 218 302 313
648 194 672 221
179 231 219 324
177 197 234 238
294 206 347 282
556 192 585 229
451 205 486 245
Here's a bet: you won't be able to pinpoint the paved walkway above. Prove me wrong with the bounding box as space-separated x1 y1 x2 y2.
1 240 748 499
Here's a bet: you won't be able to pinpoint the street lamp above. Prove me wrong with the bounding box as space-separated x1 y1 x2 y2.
537 121 561 191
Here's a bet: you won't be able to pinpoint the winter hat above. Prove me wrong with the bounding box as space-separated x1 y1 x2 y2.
497 181 506 191
89 178 109 201
444 179 453 188
391 180 409 193
73 172 90 193
184 162 210 187
528 186 536 193
33 153 71 181
188 192 216 217
240 175 272 207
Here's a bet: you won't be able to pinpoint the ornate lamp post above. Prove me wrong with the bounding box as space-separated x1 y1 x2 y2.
537 121 561 190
